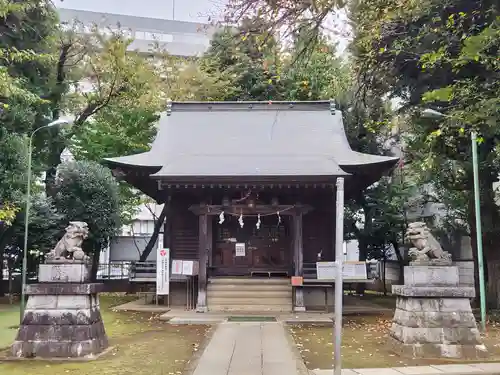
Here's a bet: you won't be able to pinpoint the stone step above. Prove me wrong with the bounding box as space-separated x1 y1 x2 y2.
209 297 292 306
208 278 290 285
207 283 292 292
208 304 292 312
207 289 292 298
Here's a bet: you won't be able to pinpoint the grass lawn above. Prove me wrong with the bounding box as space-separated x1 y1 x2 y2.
0 303 19 350
289 314 500 370
0 294 211 375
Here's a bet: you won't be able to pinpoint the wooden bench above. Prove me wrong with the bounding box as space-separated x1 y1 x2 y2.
129 261 156 283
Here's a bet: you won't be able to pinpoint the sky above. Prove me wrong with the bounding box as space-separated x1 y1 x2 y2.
56 0 225 22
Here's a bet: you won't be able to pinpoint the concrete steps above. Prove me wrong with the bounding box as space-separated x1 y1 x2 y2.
207 278 292 313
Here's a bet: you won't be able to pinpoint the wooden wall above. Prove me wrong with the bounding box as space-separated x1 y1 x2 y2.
170 199 199 260
168 189 336 266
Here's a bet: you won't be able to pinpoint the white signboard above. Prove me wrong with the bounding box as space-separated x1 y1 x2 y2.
343 262 368 280
171 259 199 276
316 261 368 280
317 262 336 280
156 245 170 295
182 260 199 276
235 243 246 257
171 260 183 275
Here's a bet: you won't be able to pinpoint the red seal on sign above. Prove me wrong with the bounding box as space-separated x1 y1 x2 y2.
160 249 167 256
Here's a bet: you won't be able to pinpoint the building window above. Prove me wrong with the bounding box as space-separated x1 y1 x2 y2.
135 31 173 42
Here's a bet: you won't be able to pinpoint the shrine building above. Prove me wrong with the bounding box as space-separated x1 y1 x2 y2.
104 100 398 312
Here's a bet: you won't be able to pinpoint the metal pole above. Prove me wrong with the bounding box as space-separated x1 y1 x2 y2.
172 0 175 20
471 131 487 331
334 177 345 375
20 134 33 323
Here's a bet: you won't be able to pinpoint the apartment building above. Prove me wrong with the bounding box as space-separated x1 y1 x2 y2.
57 7 215 57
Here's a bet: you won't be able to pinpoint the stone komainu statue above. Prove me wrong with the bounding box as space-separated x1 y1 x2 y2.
405 221 452 264
46 221 90 262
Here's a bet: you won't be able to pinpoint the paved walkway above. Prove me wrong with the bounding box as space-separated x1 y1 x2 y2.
312 363 500 375
192 322 307 375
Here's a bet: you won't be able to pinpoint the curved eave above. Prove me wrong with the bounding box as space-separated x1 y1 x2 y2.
103 152 161 169
340 156 400 190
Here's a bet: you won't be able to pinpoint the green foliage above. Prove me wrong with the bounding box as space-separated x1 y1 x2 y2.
0 0 58 134
53 161 121 254
10 195 63 257
72 105 158 162
202 24 288 100
0 133 27 230
351 0 500 240
0 133 26 202
70 105 160 223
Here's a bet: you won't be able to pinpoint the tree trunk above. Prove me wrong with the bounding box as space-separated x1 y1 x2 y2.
356 237 367 295
44 142 66 197
8 265 13 304
139 202 169 262
91 244 101 282
381 256 387 296
391 239 405 285
467 165 500 309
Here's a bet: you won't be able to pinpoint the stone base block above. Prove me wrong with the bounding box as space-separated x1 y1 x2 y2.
392 285 475 298
393 309 477 328
12 284 108 358
11 337 108 359
390 286 486 359
388 337 488 359
39 264 91 283
391 322 481 345
396 295 475 312
404 266 459 287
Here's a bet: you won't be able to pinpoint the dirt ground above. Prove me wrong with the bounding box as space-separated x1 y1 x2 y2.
289 313 500 370
0 295 211 375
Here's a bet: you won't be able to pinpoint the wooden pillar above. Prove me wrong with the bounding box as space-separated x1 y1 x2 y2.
207 216 213 268
163 197 172 251
196 212 208 312
293 211 306 312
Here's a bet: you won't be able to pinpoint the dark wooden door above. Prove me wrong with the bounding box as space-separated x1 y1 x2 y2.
213 215 291 274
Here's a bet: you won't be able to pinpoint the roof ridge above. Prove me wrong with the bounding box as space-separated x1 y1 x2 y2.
168 100 335 112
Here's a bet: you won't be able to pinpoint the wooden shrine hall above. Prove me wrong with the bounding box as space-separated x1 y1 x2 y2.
104 100 399 313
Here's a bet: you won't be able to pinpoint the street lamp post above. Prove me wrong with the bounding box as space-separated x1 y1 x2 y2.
421 108 487 331
20 118 70 323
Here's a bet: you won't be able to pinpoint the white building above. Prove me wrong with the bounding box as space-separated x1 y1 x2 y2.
57 8 216 57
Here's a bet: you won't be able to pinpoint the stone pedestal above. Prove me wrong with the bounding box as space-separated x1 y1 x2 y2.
390 265 487 359
11 263 108 359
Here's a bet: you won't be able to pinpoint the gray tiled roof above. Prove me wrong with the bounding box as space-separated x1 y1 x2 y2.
105 101 399 182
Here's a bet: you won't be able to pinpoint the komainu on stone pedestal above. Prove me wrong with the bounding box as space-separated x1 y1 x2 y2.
11 222 108 359
405 222 452 265
390 223 487 359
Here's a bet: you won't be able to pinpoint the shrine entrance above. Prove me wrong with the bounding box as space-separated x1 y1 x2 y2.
212 213 292 277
